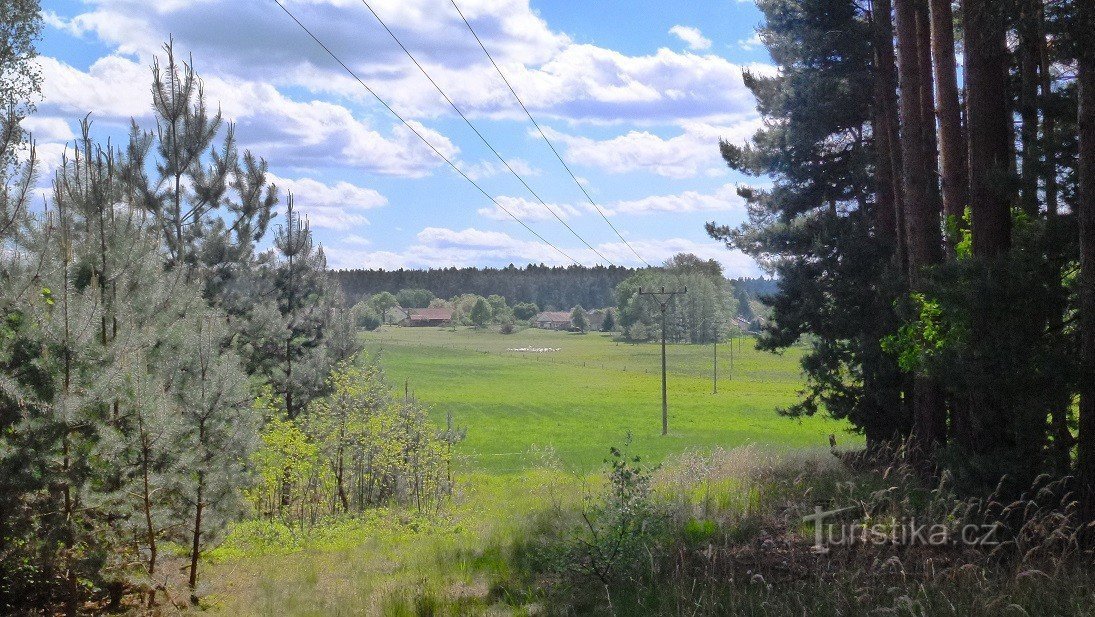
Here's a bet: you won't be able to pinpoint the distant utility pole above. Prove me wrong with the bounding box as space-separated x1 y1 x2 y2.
730 330 736 377
713 336 718 394
639 286 687 435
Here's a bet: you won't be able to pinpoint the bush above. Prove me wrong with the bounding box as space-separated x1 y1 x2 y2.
355 308 382 331
513 302 539 321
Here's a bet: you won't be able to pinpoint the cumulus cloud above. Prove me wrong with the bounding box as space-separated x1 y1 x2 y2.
603 184 747 216
269 174 387 230
477 195 581 222
35 55 455 177
463 157 540 181
46 0 761 124
669 26 712 51
541 117 762 179
738 32 763 51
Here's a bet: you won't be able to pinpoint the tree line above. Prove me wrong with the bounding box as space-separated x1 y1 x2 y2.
0 24 448 613
709 0 1095 504
335 264 777 314
347 253 746 342
335 264 638 310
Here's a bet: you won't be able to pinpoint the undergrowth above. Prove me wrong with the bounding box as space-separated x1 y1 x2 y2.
197 445 1095 616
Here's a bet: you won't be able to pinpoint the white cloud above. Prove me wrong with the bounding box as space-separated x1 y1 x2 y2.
38 55 152 121
669 26 712 51
341 234 371 246
21 117 76 142
604 184 746 216
541 118 762 179
477 195 581 222
35 55 455 178
270 174 387 230
48 0 762 124
738 32 763 51
463 157 540 181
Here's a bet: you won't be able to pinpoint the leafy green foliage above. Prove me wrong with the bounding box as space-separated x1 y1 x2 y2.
395 288 435 309
570 306 589 333
881 293 953 373
616 253 737 344
469 297 492 329
513 302 539 321
249 358 458 523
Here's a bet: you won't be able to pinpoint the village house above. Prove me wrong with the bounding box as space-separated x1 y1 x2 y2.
407 307 453 327
386 305 411 325
532 310 573 330
586 309 607 331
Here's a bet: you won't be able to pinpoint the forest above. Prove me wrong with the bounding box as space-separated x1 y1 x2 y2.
708 0 1095 499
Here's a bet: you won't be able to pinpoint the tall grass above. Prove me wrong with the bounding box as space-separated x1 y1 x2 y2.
192 444 1095 616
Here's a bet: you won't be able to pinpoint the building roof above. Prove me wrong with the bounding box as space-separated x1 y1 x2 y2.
534 311 572 323
408 307 453 321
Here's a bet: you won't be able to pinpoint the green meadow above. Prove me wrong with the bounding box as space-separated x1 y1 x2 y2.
198 327 857 614
360 326 851 474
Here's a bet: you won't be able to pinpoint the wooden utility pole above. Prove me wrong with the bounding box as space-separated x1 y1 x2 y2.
729 330 734 379
713 337 718 394
639 287 687 435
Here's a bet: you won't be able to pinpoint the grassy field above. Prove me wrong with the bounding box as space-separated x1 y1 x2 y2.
361 326 853 473
197 326 860 614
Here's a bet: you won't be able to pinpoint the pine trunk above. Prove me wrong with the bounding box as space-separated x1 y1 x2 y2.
895 0 945 452
916 4 940 208
1018 0 1041 216
1077 24 1095 522
964 0 1012 257
928 0 967 225
873 0 906 268
1037 0 1057 217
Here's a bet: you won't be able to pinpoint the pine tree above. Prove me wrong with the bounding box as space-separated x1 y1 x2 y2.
601 308 617 332
708 0 907 444
266 194 333 419
172 312 254 604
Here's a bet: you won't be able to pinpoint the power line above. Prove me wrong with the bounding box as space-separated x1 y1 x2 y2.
356 0 614 266
270 0 580 266
447 0 652 268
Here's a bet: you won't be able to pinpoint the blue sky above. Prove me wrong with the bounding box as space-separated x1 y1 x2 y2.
36 0 770 275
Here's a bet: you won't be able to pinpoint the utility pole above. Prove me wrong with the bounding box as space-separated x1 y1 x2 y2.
639 286 687 435
729 329 734 380
713 336 718 394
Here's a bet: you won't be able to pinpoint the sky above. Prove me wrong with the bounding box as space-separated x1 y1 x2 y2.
35 0 772 275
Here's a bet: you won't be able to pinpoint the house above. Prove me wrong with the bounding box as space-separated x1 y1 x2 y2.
586 309 607 331
532 311 573 330
407 307 453 327
731 316 752 332
386 305 410 325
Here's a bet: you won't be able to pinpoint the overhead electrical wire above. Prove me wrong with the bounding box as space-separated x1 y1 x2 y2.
356 0 615 266
447 0 653 268
271 0 581 266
